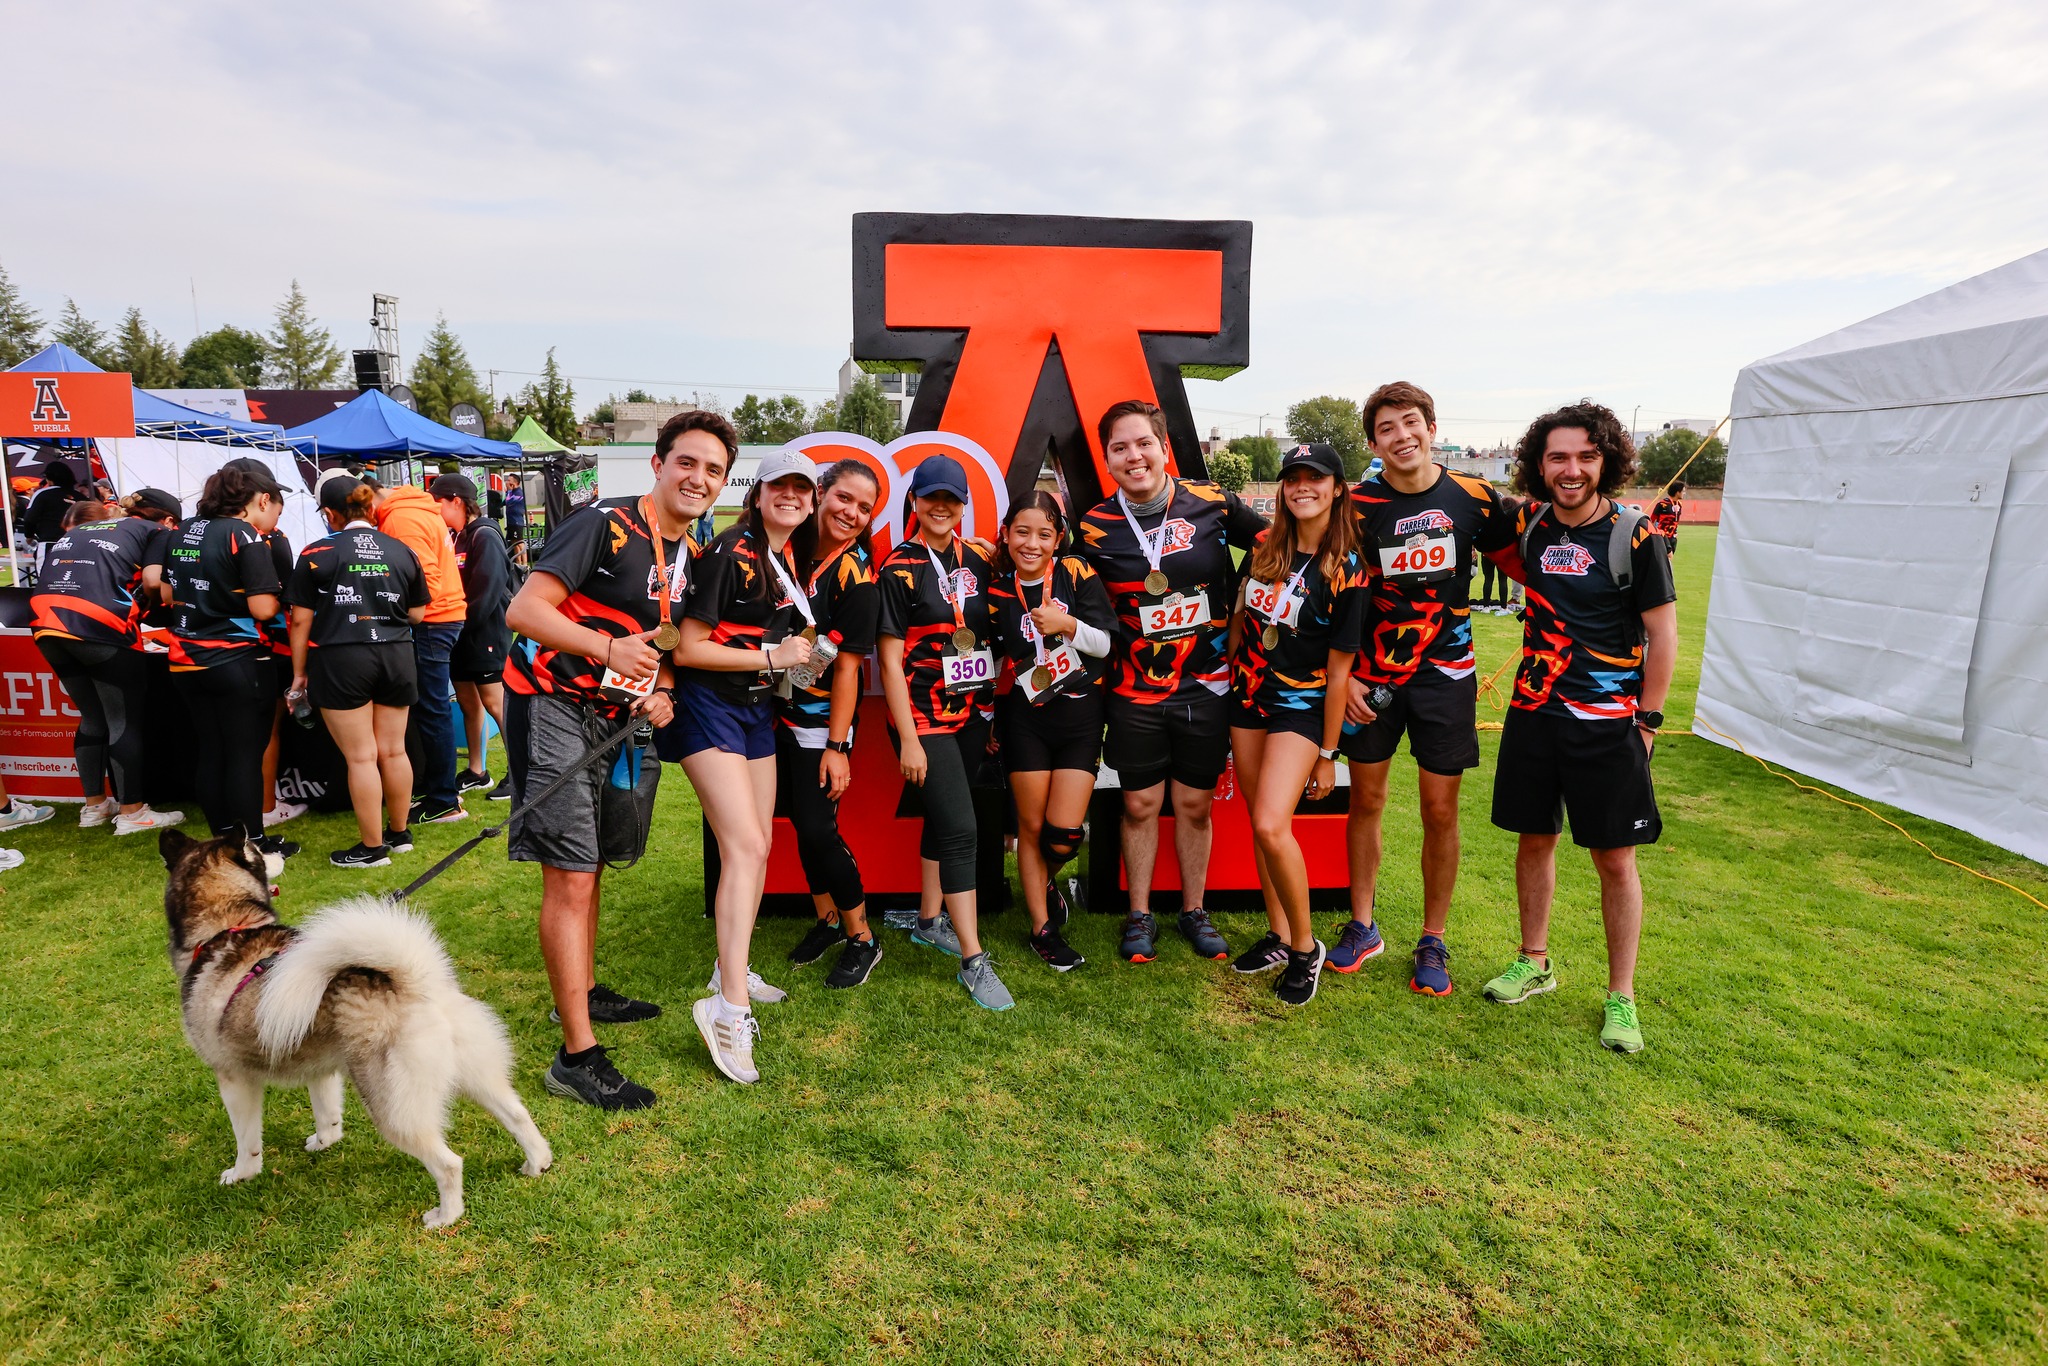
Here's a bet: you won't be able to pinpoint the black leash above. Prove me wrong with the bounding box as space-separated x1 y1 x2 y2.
399 716 641 899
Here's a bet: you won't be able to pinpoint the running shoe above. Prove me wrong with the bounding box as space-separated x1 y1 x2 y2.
911 911 963 957
113 806 185 836
409 800 468 826
0 849 24 872
78 798 117 829
550 983 664 1025
330 841 391 868
1046 879 1073 932
383 827 414 854
707 961 788 1004
457 769 493 793
1325 918 1385 974
253 834 300 860
0 800 54 832
1482 953 1557 1004
1029 925 1085 971
544 1045 655 1110
789 917 846 966
1601 992 1645 1053
692 997 760 1084
1177 908 1230 961
488 776 516 802
826 935 883 988
263 800 307 828
1274 940 1328 1006
1231 931 1289 974
1410 933 1453 996
1119 911 1158 963
957 952 1015 1010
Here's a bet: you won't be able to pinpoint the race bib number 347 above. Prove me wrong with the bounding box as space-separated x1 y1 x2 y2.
1139 590 1209 640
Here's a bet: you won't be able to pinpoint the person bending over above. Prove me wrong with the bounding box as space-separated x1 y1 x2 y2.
433 474 516 801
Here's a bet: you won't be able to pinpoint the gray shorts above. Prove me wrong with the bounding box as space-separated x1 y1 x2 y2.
505 690 660 872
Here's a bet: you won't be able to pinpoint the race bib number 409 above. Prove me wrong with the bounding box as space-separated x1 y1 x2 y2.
941 648 995 694
1139 590 1209 639
1378 533 1455 581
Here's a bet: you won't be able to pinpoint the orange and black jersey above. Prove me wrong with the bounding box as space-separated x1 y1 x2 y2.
1651 497 1683 540
1350 465 1518 688
1231 546 1369 718
29 515 170 648
778 543 880 734
156 517 285 671
680 523 805 699
506 496 694 716
257 531 294 657
877 535 998 734
1507 501 1675 722
989 555 1117 696
1075 478 1267 705
286 524 428 648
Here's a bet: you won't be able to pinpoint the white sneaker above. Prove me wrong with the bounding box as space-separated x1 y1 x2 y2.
263 800 308 828
78 798 118 828
691 996 760 1084
0 801 54 832
707 961 788 1004
114 807 186 836
0 849 22 872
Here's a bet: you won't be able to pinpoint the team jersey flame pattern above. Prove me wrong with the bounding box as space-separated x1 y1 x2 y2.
681 523 806 697
1508 501 1676 721
778 543 880 734
1349 465 1517 687
988 554 1118 697
1230 544 1369 717
877 535 997 734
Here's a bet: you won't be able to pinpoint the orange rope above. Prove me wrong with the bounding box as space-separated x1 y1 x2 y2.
1693 716 2047 913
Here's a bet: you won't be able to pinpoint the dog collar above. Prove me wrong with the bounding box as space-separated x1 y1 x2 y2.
188 922 269 969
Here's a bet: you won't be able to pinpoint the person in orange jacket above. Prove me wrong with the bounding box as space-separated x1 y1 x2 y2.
368 475 470 824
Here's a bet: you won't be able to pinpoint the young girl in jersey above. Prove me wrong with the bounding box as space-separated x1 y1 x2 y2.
780 460 886 988
988 492 1117 972
1228 443 1367 1006
876 454 1012 1011
672 451 821 1084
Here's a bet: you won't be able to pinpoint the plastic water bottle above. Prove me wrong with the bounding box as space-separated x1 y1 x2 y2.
786 633 838 691
288 686 316 729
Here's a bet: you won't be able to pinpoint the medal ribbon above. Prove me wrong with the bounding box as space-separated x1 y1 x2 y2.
637 495 675 632
919 534 971 642
1117 489 1171 583
762 533 816 629
1017 574 1053 667
1264 558 1310 635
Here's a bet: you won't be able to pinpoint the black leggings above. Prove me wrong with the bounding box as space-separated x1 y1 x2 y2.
35 637 150 803
906 720 988 896
1479 557 1500 606
170 652 274 840
775 725 863 912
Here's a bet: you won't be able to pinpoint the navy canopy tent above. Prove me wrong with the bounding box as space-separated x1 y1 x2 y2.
283 389 522 462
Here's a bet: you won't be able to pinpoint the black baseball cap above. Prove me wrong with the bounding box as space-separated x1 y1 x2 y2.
428 473 479 503
128 487 181 517
219 456 287 497
317 473 366 513
1278 443 1345 480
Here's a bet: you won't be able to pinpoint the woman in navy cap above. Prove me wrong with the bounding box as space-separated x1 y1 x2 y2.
875 453 1012 1011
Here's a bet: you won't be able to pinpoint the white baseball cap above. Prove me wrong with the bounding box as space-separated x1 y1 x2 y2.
755 449 820 486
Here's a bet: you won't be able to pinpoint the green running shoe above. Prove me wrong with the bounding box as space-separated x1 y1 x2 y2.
1482 953 1557 1004
1601 992 1645 1053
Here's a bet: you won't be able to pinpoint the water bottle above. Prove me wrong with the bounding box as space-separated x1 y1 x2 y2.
288 685 316 729
1368 683 1396 714
785 632 838 691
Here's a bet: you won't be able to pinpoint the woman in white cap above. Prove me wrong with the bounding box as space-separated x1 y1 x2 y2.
668 449 820 1084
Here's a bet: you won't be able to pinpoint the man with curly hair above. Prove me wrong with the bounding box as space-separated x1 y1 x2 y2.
1481 400 1676 1054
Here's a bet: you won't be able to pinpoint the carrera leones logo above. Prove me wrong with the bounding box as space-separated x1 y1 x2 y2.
1153 518 1197 557
1393 510 1454 537
947 567 980 599
1540 542 1597 576
29 379 68 423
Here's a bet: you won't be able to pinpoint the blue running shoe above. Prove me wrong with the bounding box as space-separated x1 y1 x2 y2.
1326 919 1384 974
1410 933 1453 996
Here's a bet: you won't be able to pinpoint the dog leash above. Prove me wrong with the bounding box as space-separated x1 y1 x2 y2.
398 715 641 899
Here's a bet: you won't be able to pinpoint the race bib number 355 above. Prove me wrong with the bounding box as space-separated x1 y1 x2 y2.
1139 590 1210 640
941 648 995 694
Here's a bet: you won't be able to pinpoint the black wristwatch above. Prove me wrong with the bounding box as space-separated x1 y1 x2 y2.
1636 709 1664 732
826 737 854 754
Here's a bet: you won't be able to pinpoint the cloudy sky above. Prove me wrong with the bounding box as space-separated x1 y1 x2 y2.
7 1 2046 445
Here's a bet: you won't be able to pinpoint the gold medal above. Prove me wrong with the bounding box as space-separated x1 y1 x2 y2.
952 626 977 651
1261 622 1279 649
1030 665 1052 693
652 621 681 652
1144 569 1169 596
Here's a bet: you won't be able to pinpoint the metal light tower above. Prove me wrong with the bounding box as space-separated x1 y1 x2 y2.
371 293 402 384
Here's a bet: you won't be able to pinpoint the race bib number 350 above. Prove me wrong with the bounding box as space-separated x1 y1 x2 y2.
1139 590 1210 640
941 648 995 694
1379 533 1455 581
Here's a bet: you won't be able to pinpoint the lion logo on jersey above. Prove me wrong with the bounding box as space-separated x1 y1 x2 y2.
1393 510 1455 537
1538 542 1597 576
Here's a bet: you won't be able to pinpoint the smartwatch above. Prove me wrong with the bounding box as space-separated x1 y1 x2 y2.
826 737 854 754
1636 709 1664 732
1318 746 1339 762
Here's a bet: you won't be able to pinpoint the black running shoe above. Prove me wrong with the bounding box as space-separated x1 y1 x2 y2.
383 827 414 854
488 776 515 802
825 935 883 988
1120 911 1158 963
548 983 663 1025
1177 907 1231 960
458 769 493 793
543 1045 655 1111
1274 940 1328 1007
1232 930 1289 974
1030 925 1085 972
253 834 300 859
1046 880 1072 932
330 842 391 868
789 917 846 966
409 800 468 826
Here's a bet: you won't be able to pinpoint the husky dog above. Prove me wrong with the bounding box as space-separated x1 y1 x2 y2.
160 829 552 1227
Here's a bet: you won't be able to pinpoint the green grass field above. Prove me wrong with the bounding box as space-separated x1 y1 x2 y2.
3 527 2045 1364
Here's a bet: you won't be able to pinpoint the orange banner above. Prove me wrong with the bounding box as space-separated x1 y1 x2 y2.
0 372 135 439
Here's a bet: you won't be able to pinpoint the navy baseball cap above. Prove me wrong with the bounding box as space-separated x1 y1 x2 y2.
1279 443 1345 480
909 454 970 501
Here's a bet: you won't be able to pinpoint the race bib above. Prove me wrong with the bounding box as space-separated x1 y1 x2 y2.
1139 590 1210 640
600 667 657 701
1378 532 1455 581
941 647 996 694
1018 643 1083 703
1243 578 1303 628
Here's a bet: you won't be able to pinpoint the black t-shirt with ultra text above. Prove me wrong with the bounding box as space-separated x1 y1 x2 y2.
680 523 804 698
29 515 170 647
1231 544 1370 718
876 534 998 734
778 543 880 735
1506 500 1676 721
159 516 284 671
287 522 429 648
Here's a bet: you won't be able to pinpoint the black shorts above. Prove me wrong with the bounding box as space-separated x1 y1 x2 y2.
1103 691 1230 791
997 689 1104 775
1230 695 1325 744
450 624 508 685
308 643 418 711
1339 672 1479 775
1490 707 1661 848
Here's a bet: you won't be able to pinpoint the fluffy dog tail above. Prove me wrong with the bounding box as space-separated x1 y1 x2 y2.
254 897 461 1059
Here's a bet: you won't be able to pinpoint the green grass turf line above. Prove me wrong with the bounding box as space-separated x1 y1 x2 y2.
0 526 2044 1363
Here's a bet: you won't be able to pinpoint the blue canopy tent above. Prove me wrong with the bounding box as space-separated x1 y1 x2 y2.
282 389 523 467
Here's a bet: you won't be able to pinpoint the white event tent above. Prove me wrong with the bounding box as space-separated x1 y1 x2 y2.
1697 248 2048 864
